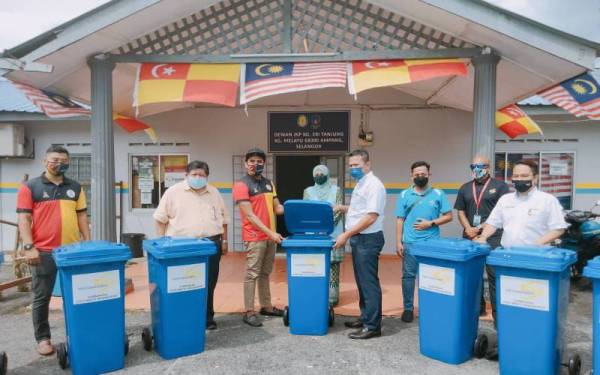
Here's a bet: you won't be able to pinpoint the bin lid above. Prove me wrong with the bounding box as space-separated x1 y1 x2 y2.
283 200 334 235
486 246 576 272
282 235 335 249
583 256 600 279
53 241 132 267
143 237 217 259
408 238 490 261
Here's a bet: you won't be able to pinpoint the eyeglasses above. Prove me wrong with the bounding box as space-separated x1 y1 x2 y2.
470 163 489 170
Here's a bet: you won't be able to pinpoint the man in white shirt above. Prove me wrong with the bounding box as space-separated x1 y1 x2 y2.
334 149 386 340
475 159 567 248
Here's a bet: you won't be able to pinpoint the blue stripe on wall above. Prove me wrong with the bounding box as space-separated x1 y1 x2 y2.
576 189 600 194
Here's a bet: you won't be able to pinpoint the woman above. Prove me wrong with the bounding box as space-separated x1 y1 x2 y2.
303 165 344 306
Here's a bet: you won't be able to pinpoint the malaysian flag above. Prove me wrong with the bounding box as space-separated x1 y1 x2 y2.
240 62 346 104
10 80 91 118
538 71 600 119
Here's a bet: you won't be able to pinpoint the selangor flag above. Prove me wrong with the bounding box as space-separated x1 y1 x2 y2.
347 59 467 95
113 113 158 143
495 104 543 139
134 63 240 107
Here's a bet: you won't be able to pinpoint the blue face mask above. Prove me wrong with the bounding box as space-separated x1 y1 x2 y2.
188 176 207 189
473 167 488 180
350 167 365 181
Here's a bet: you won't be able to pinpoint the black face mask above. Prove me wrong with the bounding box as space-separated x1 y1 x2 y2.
513 179 533 193
314 175 328 185
254 164 264 176
414 176 429 188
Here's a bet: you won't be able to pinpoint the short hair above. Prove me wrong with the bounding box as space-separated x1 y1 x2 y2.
245 147 266 161
46 145 69 157
348 149 369 162
514 159 538 175
186 160 210 175
411 161 430 172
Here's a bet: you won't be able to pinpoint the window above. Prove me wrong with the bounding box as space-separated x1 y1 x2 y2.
130 154 189 209
65 154 91 215
495 152 575 209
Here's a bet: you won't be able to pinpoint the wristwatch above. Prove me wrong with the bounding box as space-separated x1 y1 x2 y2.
24 243 34 251
430 221 438 227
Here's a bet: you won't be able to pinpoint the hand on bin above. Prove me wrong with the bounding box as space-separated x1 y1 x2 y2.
464 226 479 239
268 231 284 244
473 236 487 245
334 232 350 249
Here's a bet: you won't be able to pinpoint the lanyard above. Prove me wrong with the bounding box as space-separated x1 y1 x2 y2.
472 178 491 215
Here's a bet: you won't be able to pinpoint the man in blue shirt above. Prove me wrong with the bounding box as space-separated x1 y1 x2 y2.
395 161 453 322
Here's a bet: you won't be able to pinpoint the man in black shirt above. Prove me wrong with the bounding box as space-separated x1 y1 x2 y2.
454 155 509 326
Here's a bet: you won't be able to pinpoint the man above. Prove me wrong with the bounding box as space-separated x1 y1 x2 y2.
396 161 452 323
233 148 284 327
334 149 386 340
475 159 567 249
153 160 229 330
17 146 90 355
455 156 509 324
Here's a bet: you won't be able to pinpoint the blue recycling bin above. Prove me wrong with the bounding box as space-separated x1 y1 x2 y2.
52 241 131 375
409 238 491 364
282 200 335 335
584 256 600 374
487 247 578 375
53 276 61 297
142 237 217 359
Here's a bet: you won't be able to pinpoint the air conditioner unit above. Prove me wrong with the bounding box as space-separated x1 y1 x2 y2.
0 123 26 157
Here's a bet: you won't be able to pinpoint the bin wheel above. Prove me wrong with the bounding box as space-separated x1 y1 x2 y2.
473 334 488 359
124 336 130 356
567 353 582 375
328 307 335 327
283 306 289 327
56 343 68 370
142 327 153 351
0 351 7 375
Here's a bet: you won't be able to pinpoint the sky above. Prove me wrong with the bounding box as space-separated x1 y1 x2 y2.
0 0 598 52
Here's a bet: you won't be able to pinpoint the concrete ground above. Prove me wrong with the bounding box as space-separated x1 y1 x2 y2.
0 263 594 375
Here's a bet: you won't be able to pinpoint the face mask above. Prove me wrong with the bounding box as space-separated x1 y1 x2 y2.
473 167 488 181
58 163 69 175
47 163 68 176
188 176 207 190
414 176 429 188
314 175 328 185
350 167 364 181
513 179 533 193
254 164 265 176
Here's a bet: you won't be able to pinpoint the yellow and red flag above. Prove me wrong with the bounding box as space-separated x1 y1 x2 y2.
347 59 467 95
134 63 240 107
113 113 158 143
495 104 543 139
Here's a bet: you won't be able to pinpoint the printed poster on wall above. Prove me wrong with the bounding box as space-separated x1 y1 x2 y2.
167 263 206 293
500 275 549 311
291 254 326 277
72 270 121 305
418 263 455 296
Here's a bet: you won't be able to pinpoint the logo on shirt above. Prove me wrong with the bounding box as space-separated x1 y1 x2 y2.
66 189 76 198
42 191 50 199
266 184 272 191
489 188 497 195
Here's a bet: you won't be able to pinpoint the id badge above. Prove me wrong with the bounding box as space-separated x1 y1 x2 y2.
473 214 482 227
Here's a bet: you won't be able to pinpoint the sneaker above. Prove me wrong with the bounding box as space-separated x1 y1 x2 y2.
259 307 284 317
206 320 217 330
243 313 263 327
37 340 54 356
401 310 414 323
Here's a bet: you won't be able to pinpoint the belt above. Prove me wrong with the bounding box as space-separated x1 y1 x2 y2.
208 234 223 242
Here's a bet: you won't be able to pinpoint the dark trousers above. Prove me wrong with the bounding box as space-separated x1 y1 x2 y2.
350 231 385 331
207 235 223 322
479 236 500 326
31 252 57 343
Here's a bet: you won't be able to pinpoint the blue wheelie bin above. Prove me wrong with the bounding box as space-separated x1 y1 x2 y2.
487 246 581 375
52 241 131 375
409 238 491 364
584 256 600 374
282 200 335 335
142 237 217 359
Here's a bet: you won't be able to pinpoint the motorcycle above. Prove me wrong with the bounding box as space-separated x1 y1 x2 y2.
560 200 600 280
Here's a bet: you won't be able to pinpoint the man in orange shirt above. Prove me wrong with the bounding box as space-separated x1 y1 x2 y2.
233 148 284 327
17 146 90 356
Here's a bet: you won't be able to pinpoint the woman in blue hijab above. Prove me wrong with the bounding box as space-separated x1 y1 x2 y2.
303 164 344 306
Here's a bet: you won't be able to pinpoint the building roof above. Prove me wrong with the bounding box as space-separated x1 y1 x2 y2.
0 77 41 113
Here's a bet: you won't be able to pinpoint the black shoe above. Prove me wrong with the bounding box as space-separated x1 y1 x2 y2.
344 319 364 329
243 313 263 327
259 307 284 317
206 320 217 330
485 347 499 361
348 328 381 340
401 310 414 323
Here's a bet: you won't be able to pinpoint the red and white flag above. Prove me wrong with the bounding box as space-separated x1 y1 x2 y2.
10 80 91 118
240 62 347 104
